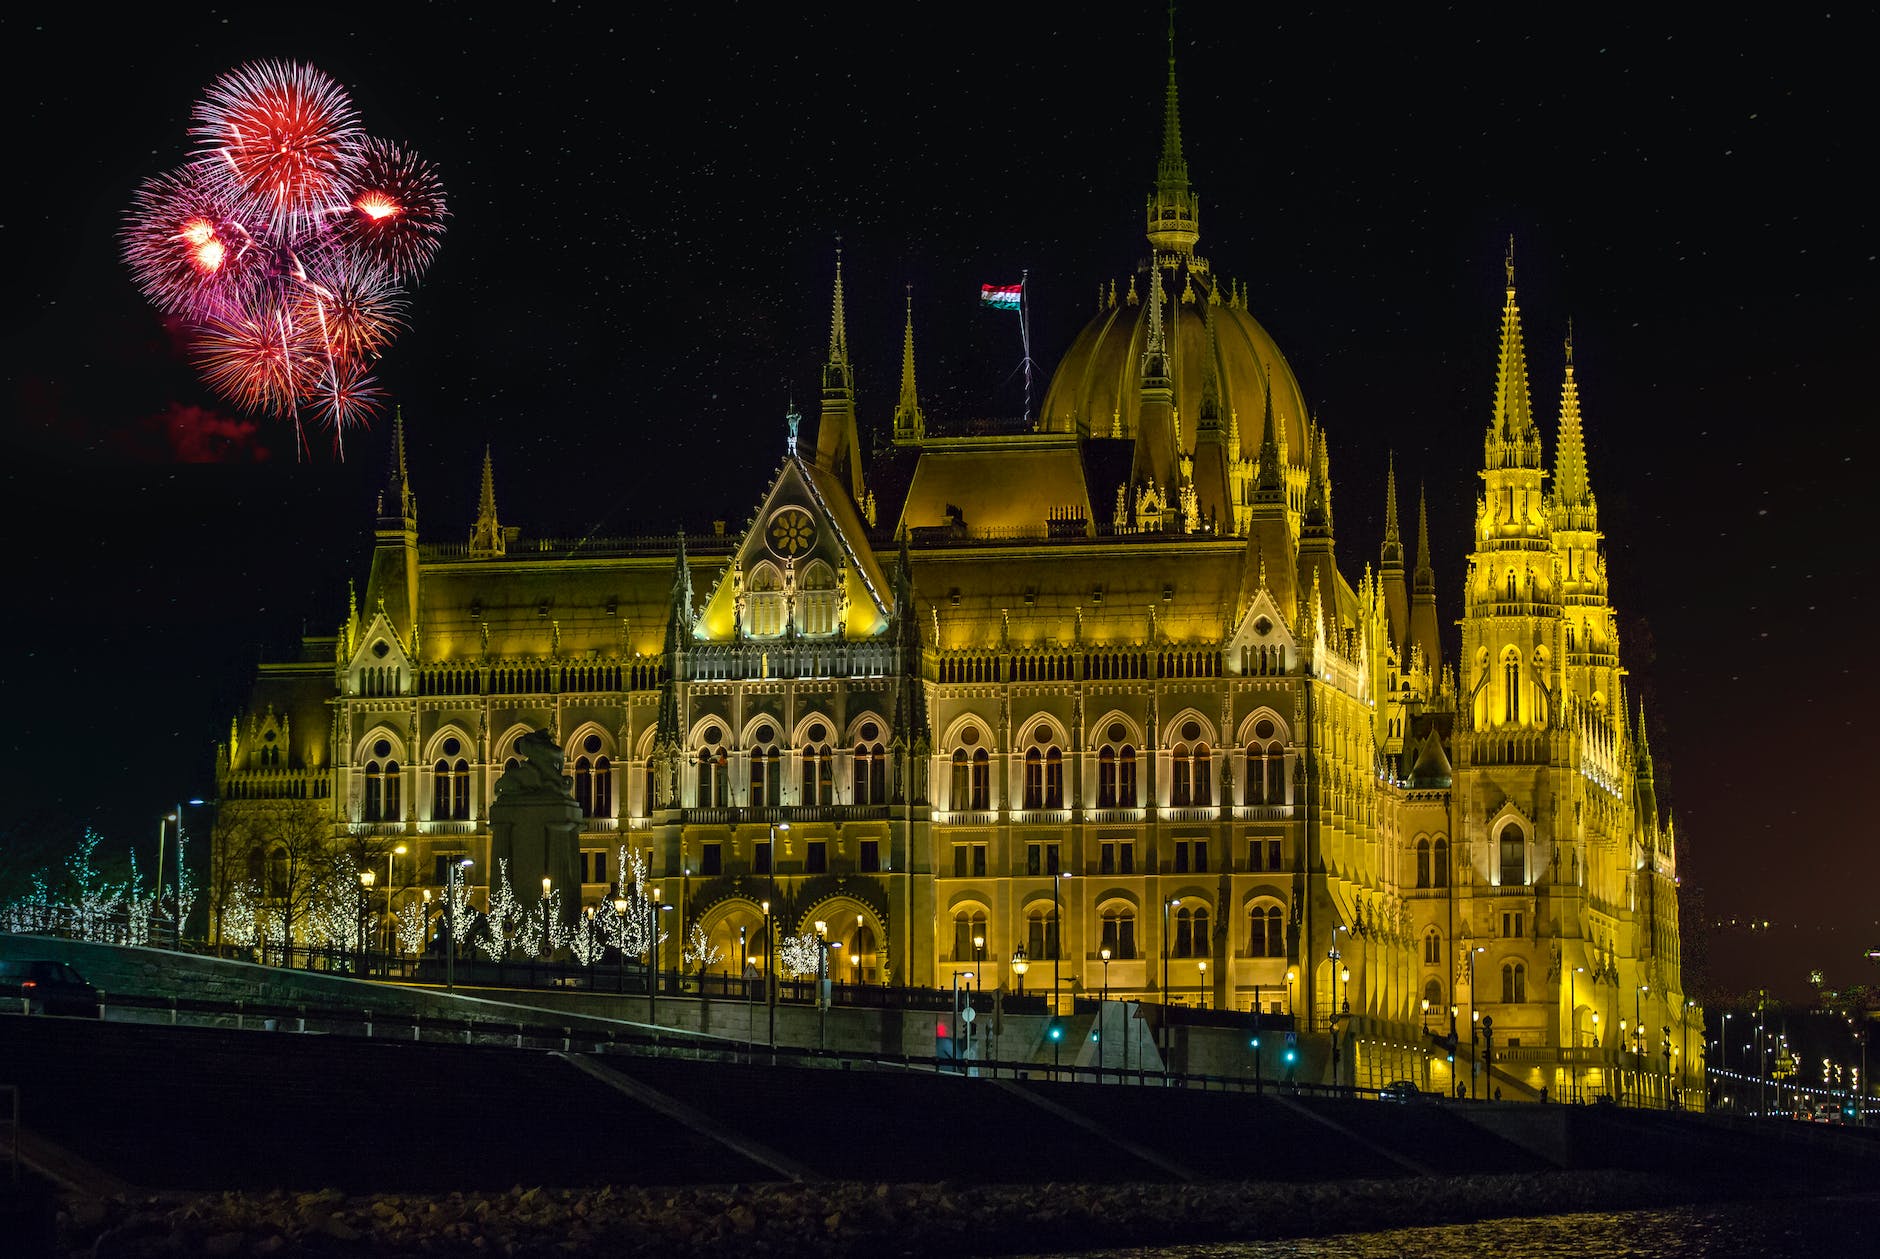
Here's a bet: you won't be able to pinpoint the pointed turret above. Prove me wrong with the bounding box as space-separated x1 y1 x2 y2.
1486 241 1543 471
468 446 505 558
1379 454 1409 658
1240 372 1298 623
655 535 693 746
1554 326 1592 510
814 245 867 503
1252 374 1284 502
1144 8 1200 256
366 408 419 643
1132 259 1180 496
1409 484 1443 676
1192 299 1233 530
892 286 925 444
1635 699 1659 839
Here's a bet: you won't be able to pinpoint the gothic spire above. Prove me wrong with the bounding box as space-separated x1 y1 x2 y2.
1252 371 1284 501
829 244 850 368
1144 4 1200 255
814 240 866 502
1490 239 1540 456
1555 324 1593 509
893 285 925 443
377 406 416 530
469 445 505 558
1414 483 1435 590
1142 255 1168 377
1382 452 1402 560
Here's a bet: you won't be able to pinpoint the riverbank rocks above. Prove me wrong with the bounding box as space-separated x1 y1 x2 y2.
56 1169 1861 1258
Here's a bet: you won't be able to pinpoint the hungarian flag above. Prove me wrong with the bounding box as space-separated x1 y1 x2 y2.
980 283 1023 311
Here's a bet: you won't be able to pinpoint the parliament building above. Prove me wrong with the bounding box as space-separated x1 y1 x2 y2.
212 34 1696 1102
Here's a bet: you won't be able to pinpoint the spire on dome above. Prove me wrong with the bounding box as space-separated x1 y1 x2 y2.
1142 257 1169 379
1144 3 1200 255
893 286 925 443
1555 323 1593 509
829 244 850 367
1252 371 1284 501
469 445 505 557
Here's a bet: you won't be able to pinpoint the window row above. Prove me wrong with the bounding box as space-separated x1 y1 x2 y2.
946 743 1293 809
948 903 1286 962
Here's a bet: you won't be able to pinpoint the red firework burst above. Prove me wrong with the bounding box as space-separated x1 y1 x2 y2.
122 168 263 315
192 303 319 419
191 60 363 236
309 358 386 440
341 138 448 283
298 253 407 361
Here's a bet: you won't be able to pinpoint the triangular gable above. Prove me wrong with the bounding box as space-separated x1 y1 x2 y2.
345 608 413 694
1225 585 1297 675
696 457 891 641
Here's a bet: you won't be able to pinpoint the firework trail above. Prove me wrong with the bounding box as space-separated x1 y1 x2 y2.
123 60 446 457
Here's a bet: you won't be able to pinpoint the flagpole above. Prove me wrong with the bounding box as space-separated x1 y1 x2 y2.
1020 268 1033 426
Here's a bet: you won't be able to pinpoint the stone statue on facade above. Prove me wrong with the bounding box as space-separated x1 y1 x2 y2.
494 728 573 801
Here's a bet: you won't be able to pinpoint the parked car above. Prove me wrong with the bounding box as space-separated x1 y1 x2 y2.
0 958 101 1017
1379 1080 1424 1102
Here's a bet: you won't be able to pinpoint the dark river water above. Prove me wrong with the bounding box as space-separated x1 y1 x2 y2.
1013 1196 1880 1258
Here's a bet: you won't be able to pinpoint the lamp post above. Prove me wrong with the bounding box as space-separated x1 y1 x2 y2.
1421 998 1431 1092
951 969 975 1069
613 892 629 996
153 798 207 945
766 822 788 1062
1680 999 1695 1108
1198 960 1207 1010
738 924 749 999
814 920 841 1052
1011 949 1028 997
1482 1015 1496 1099
1570 966 1585 1103
762 897 775 1062
445 858 472 993
1053 870 1072 1016
1635 984 1648 1107
384 843 407 958
648 886 664 1029
1099 944 1112 1083
357 868 374 974
1162 897 1177 1076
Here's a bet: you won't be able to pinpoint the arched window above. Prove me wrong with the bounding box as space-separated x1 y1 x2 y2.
1044 747 1063 808
246 846 264 885
593 756 612 818
384 761 401 821
1192 743 1212 806
574 756 594 817
749 740 781 807
1097 747 1117 808
1099 906 1138 959
1171 743 1192 806
1024 748 1044 809
1174 906 1211 958
971 748 990 810
1415 839 1431 889
434 760 453 820
1506 569 1517 602
1247 739 1286 805
363 760 385 821
1423 977 1444 1010
950 749 969 810
1118 746 1138 807
803 743 835 805
1504 656 1520 723
1027 907 1059 961
1424 928 1442 964
852 742 885 805
747 564 785 637
698 746 728 807
267 846 288 899
797 561 839 636
1502 961 1527 1004
952 908 988 961
1432 838 1450 888
1499 825 1525 887
1250 904 1285 957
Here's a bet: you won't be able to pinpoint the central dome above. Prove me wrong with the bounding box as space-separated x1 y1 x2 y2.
1038 256 1311 469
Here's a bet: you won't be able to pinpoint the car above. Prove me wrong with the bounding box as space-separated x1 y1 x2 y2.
0 958 101 1017
1379 1080 1424 1101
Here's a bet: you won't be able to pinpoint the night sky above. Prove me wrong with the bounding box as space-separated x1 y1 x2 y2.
3 5 1871 1000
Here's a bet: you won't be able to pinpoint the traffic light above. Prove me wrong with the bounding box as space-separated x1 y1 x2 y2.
1047 1020 1064 1043
1284 1031 1298 1065
1250 1036 1261 1051
1442 1030 1459 1063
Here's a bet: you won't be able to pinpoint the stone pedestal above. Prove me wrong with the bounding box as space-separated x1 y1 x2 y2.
488 794 585 927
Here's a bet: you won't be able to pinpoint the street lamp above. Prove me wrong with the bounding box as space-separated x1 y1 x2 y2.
154 798 207 945
613 891 629 995
1569 965 1585 1103
357 868 374 973
1198 960 1207 1010
384 843 407 958
1053 870 1072 1016
648 886 664 1029
1635 984 1649 1107
766 822 788 1063
1421 998 1432 1091
1011 949 1029 997
952 970 975 1068
541 876 554 960
1099 944 1112 1083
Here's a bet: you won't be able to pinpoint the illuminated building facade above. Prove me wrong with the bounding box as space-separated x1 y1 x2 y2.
212 36 1696 1102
